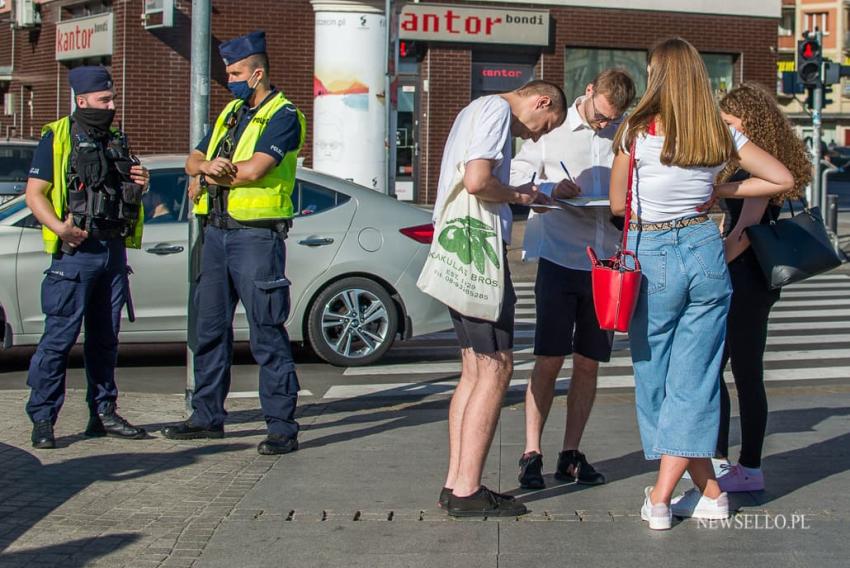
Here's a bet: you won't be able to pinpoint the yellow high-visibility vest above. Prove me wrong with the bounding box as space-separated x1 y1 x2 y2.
194 92 306 221
40 117 144 254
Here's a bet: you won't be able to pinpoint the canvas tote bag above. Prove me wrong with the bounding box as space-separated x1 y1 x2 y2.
417 110 504 321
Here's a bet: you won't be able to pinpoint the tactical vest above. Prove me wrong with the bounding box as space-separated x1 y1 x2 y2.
41 117 144 254
193 92 306 221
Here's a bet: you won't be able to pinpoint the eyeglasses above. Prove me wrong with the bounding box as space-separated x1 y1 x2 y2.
589 95 618 125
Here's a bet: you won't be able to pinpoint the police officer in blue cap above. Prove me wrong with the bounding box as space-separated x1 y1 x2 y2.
24 65 150 449
162 31 306 455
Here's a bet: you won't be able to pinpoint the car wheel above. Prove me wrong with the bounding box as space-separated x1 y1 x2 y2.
307 277 399 367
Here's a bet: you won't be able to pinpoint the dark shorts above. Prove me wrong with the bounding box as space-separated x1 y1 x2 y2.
449 262 517 354
533 259 614 361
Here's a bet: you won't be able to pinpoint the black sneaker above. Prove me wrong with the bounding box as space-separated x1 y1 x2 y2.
447 486 528 518
161 420 224 440
555 450 607 485
438 487 452 509
439 487 514 509
31 420 55 449
518 451 545 489
86 403 146 439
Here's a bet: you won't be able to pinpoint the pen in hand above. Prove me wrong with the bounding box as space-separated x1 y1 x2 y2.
559 161 575 183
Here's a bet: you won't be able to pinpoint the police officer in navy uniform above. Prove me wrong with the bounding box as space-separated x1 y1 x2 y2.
162 31 306 455
25 66 150 449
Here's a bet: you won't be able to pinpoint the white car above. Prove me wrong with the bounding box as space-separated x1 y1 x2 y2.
0 155 450 366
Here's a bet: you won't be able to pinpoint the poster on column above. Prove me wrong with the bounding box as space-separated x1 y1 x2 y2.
314 12 386 192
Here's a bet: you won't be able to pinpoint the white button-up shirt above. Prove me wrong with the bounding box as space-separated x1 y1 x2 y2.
511 97 622 271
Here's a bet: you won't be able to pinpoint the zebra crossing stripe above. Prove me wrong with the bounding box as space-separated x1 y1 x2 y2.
325 366 850 399
344 343 850 376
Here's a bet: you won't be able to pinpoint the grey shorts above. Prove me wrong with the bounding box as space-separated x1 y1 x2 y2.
449 263 516 354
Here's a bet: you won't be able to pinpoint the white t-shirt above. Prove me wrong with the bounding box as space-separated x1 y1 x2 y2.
629 127 749 223
433 95 513 243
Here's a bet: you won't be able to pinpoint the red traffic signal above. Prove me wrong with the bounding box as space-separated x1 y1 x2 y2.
800 40 819 59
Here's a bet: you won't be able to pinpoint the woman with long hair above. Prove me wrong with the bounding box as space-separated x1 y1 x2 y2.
609 38 794 530
714 82 812 491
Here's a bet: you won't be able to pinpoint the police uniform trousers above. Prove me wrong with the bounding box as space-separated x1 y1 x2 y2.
26 238 128 423
191 224 300 439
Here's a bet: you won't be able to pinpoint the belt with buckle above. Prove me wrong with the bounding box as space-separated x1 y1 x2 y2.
629 214 709 231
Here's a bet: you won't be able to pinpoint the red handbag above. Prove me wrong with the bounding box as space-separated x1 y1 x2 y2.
586 138 641 333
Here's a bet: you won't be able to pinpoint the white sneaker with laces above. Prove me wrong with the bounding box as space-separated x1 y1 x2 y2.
670 487 730 520
640 486 672 530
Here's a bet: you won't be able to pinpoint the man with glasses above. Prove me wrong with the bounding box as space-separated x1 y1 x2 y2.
510 69 636 489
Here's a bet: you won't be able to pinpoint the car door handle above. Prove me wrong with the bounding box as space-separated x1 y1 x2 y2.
145 244 185 255
298 237 334 247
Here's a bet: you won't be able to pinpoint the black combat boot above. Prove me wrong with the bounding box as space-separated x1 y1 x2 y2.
32 420 56 449
85 402 147 439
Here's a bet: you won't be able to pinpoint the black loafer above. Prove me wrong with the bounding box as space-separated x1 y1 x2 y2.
31 420 55 449
257 434 298 455
518 451 545 489
555 450 606 485
447 486 528 518
86 404 146 439
161 420 224 440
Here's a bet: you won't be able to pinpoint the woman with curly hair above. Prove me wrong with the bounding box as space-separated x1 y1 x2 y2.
714 81 812 492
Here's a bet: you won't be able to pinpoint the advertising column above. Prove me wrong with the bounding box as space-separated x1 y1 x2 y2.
312 0 386 192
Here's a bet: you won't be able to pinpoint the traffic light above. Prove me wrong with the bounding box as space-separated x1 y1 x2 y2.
797 37 822 86
398 40 420 61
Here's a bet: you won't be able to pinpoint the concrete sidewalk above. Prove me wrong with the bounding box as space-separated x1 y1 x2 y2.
0 380 848 567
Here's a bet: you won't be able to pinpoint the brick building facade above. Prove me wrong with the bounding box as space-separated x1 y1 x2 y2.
0 0 778 205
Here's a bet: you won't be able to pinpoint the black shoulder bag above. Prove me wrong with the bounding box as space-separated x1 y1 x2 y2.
744 199 843 289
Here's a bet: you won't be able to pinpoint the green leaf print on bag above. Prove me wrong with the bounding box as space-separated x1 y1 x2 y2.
438 216 500 274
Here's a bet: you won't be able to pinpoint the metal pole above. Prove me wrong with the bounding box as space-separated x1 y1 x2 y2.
811 84 823 211
826 194 839 234
811 31 824 211
821 159 837 215
187 0 211 413
384 0 394 196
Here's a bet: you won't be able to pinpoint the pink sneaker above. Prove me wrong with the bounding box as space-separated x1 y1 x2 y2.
717 464 765 492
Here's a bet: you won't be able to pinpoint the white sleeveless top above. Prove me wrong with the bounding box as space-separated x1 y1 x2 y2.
629 127 749 223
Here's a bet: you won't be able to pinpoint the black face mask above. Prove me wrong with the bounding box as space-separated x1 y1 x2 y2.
73 107 115 136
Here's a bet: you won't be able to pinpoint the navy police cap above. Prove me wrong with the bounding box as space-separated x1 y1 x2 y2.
219 30 266 66
69 66 113 95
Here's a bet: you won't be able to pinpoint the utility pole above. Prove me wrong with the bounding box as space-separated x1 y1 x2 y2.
385 0 395 197
187 0 211 412
812 75 823 210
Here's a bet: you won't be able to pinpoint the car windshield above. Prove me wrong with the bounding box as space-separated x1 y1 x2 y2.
0 195 27 222
0 144 36 182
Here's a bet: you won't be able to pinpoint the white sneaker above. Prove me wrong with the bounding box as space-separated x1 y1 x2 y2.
670 487 730 520
640 486 672 530
681 458 729 480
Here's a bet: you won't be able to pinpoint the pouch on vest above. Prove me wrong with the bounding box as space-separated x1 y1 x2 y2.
72 136 108 190
119 182 142 222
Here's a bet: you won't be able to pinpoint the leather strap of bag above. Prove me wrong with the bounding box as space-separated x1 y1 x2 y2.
620 137 637 253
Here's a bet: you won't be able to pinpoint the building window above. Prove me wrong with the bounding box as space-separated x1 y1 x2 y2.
779 8 795 37
702 53 735 99
804 12 829 35
564 48 647 104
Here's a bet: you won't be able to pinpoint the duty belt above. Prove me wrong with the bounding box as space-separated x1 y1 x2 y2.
629 215 709 231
